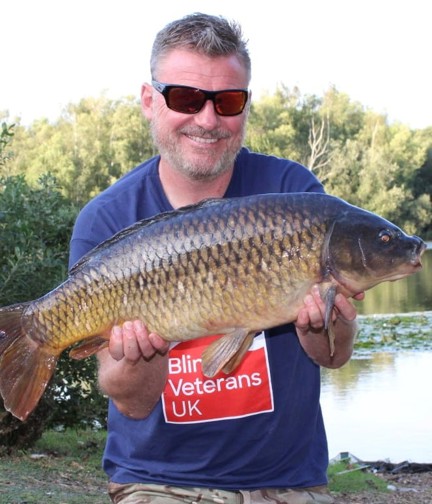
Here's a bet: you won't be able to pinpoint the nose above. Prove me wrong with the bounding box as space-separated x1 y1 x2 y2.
194 99 220 129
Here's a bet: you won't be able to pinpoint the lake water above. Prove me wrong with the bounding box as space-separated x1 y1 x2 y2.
321 245 432 463
321 351 432 463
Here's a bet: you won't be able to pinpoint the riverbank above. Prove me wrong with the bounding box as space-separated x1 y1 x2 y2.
329 456 432 503
1 429 432 502
333 471 432 503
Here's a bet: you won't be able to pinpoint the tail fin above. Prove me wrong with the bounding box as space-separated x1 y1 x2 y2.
0 303 58 421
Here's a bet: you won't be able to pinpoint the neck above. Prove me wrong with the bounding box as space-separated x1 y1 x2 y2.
159 161 234 208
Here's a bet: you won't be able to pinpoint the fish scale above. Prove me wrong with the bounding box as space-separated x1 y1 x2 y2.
0 192 426 420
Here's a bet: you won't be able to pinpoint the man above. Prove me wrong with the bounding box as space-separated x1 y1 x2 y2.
69 12 360 504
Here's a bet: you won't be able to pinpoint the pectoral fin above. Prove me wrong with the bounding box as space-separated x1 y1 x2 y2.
323 285 337 356
222 331 255 374
201 329 255 378
69 336 109 359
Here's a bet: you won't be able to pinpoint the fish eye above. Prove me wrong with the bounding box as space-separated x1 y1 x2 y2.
379 230 393 243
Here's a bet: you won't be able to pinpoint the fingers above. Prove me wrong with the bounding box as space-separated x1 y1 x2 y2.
109 325 126 361
295 286 326 332
304 286 327 328
134 320 169 357
109 320 169 362
334 293 357 322
295 285 360 332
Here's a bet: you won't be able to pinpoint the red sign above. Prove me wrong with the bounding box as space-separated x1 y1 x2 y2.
162 332 274 423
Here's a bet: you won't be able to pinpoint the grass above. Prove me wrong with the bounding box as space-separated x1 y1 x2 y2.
327 460 389 494
0 429 108 504
0 429 394 503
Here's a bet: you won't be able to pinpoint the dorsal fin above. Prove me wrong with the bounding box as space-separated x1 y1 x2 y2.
69 197 226 274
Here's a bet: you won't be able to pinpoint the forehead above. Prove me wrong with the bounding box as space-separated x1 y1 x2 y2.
155 49 249 89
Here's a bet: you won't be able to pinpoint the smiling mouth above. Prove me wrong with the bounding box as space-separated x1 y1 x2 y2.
187 135 219 144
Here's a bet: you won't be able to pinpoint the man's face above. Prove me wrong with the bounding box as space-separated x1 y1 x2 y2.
142 49 250 182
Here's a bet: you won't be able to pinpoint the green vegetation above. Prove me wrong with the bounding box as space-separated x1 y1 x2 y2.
0 122 15 167
328 460 389 494
0 429 107 503
2 85 432 237
0 122 107 446
356 313 432 352
0 173 107 449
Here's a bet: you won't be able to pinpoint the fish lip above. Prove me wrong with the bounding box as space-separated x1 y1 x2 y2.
409 253 423 269
409 239 427 268
411 259 423 269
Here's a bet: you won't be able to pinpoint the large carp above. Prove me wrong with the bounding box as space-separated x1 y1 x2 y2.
0 192 426 421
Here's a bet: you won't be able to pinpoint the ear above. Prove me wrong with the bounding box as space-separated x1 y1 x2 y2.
141 82 153 120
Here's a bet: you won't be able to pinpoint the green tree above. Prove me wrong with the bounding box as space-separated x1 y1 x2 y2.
0 122 15 170
316 105 432 236
247 85 322 165
5 87 432 235
7 95 153 204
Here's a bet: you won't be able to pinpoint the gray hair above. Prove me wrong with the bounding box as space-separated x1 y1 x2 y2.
150 12 251 82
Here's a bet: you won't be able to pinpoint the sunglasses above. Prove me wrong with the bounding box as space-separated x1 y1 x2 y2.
152 79 249 116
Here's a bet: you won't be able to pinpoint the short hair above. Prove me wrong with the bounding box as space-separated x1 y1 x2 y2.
150 12 251 82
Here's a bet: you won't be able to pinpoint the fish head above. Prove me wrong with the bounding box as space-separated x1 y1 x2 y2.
325 207 426 295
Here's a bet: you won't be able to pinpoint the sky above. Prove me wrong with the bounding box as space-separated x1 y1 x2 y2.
1 0 431 129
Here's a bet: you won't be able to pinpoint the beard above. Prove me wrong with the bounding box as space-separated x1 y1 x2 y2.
150 121 246 182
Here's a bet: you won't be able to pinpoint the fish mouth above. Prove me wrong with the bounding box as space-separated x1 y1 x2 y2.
388 241 426 281
411 257 423 269
410 238 428 268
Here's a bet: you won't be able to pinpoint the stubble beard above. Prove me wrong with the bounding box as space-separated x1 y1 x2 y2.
150 122 246 182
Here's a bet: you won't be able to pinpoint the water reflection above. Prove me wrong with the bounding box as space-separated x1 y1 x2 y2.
321 351 432 462
356 246 432 315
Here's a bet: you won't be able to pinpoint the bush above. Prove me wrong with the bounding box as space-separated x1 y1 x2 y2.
0 174 107 450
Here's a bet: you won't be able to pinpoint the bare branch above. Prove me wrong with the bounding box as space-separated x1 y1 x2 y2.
307 115 331 171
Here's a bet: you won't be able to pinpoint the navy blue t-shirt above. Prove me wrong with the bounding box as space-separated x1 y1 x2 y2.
69 147 329 490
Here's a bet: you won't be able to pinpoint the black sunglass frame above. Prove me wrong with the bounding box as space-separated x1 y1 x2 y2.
151 79 249 116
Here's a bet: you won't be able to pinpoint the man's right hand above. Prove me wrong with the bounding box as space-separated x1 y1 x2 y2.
98 320 169 419
108 320 169 362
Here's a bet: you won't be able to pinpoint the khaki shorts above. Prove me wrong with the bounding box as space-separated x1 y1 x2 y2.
108 482 334 504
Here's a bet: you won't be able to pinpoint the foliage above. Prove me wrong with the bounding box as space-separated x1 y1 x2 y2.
246 85 432 238
0 174 74 302
355 313 432 352
3 88 432 236
0 122 15 168
5 96 153 205
0 175 107 448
